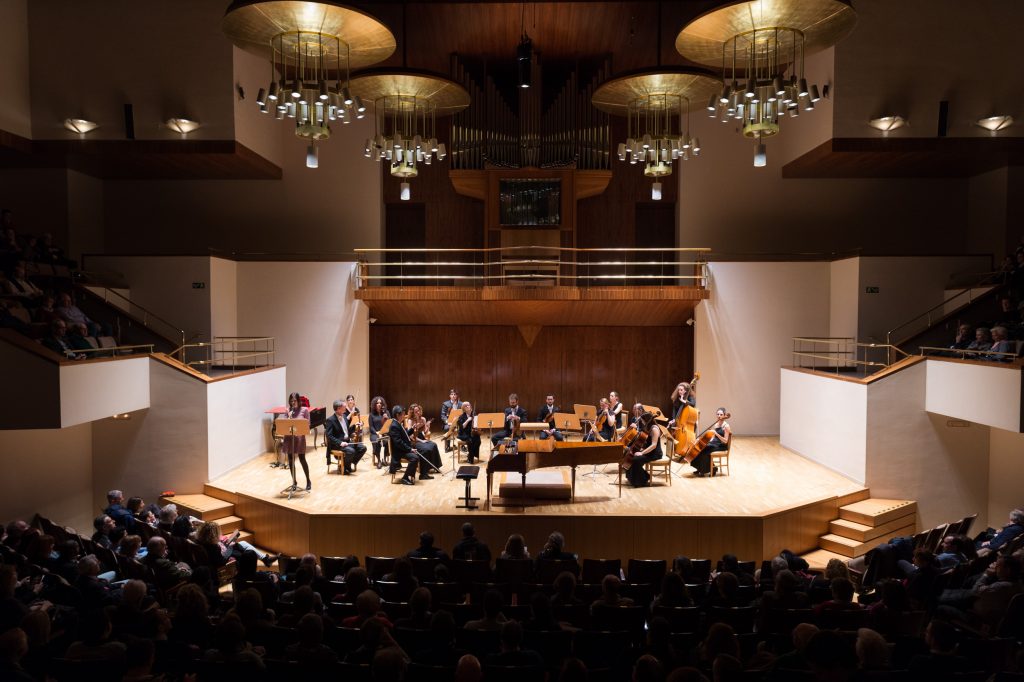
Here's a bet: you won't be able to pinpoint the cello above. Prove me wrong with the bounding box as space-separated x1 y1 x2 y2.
673 373 700 461
680 411 731 464
620 413 653 469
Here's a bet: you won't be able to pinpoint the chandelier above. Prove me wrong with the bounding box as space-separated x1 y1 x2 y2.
351 72 469 199
592 70 719 196
676 0 857 167
222 1 395 167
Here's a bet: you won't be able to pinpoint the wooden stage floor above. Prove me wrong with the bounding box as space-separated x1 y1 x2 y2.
208 436 866 563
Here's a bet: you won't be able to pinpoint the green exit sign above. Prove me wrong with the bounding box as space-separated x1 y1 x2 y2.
865 286 880 294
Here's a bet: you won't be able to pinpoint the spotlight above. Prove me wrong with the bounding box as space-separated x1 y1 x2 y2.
342 87 353 106
868 115 907 132
306 143 319 168
773 76 785 98
754 142 766 167
256 88 267 107
63 118 98 134
165 117 200 135
354 96 366 113
809 84 821 102
707 94 718 112
651 182 662 201
318 80 329 101
400 182 411 201
976 115 1014 132
268 81 279 102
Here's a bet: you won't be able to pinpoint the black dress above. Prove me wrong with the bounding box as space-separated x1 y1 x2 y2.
626 426 663 488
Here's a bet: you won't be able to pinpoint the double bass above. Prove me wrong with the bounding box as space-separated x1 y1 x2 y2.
673 373 700 462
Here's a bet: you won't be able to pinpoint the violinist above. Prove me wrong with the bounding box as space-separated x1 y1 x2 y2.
368 396 390 469
537 394 563 441
325 399 366 475
491 393 528 446
406 403 442 475
689 407 731 477
584 398 616 442
345 394 363 441
609 391 625 433
625 409 663 488
457 401 482 464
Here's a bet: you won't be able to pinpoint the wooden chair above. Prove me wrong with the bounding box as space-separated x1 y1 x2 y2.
710 438 732 476
646 458 672 485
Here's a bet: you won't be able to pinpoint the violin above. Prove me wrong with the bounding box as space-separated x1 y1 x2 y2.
679 412 730 464
673 372 701 460
350 408 363 442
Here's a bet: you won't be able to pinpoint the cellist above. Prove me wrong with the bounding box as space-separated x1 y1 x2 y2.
624 409 663 488
689 407 731 477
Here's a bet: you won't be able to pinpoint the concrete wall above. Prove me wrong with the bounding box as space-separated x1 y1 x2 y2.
236 261 368 411
780 369 867 483
207 367 286 480
925 361 1022 433
695 262 830 435
60 357 150 427
0 425 93 533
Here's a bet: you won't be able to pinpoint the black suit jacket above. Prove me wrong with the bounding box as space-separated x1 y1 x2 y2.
325 413 350 456
504 406 528 431
536 404 559 426
389 418 415 457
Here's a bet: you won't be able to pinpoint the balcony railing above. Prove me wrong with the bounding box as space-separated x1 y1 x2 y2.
354 246 710 289
792 337 911 375
171 337 275 374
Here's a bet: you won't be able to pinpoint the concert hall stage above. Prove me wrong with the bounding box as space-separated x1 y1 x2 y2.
206 436 866 563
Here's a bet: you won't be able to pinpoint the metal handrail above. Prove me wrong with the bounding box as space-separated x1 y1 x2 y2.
885 272 1002 348
86 285 186 348
792 337 910 375
172 336 276 374
918 346 1020 362
360 273 704 281
355 246 711 254
75 343 155 355
368 259 707 267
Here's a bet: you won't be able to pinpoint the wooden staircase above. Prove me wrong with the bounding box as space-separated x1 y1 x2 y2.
159 486 254 545
803 496 917 571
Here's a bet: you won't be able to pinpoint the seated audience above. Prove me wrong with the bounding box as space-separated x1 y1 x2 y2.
143 536 191 590
949 323 973 350
407 531 449 561
814 577 862 613
536 531 576 563
284 613 338 666
394 587 433 629
591 574 634 611
465 589 508 631
39 319 82 359
550 571 583 607
653 571 694 609
908 620 972 675
452 522 491 562
855 627 889 671
978 509 1024 555
55 291 101 337
989 325 1016 360
500 533 529 560
485 620 544 668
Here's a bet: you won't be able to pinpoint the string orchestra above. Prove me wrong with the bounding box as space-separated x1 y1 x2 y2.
273 377 734 494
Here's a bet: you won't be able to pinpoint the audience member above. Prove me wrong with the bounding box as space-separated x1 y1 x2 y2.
591 574 634 611
978 509 1024 556
855 627 889 671
452 522 491 562
551 571 583 607
412 610 466 665
966 326 992 351
406 531 449 561
465 589 508 631
394 587 432 629
39 319 82 359
536 531 576 563
989 325 1016 360
813 577 861 613
143 536 191 590
500 533 529 559
949 323 973 350
653 571 694 609
908 620 971 675
55 291 101 337
485 620 544 668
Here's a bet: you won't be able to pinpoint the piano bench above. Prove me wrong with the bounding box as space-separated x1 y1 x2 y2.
456 466 480 510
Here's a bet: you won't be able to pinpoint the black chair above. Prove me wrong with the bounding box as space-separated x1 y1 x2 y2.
455 628 501 657
582 558 622 584
535 558 580 583
759 608 815 635
706 606 756 634
326 601 358 622
278 554 302 576
590 604 647 642
816 607 870 631
482 665 546 682
451 559 493 587
685 583 708 605
320 555 351 580
380 600 411 620
235 578 277 607
365 556 397 581
440 602 482 627
336 662 372 682
495 558 534 584
626 559 666 586
552 602 590 629
686 559 712 584
523 628 573 670
375 580 409 602
571 630 630 670
651 605 701 634
407 663 456 682
408 556 442 582
328 627 363 657
424 580 464 605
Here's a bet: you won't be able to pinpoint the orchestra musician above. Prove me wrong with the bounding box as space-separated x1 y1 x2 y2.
625 409 663 488
490 393 528 446
666 380 697 430
368 396 390 469
457 401 482 464
689 407 731 477
388 405 428 485
584 397 616 442
609 391 625 433
537 394 563 441
345 394 363 441
440 389 461 426
407 403 442 474
325 399 366 475
281 392 312 491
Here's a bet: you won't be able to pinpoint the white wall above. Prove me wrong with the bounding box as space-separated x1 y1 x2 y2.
925 360 1022 433
85 255 212 343
695 262 830 435
236 261 369 411
207 367 286 479
829 257 860 341
91 362 208 512
989 429 1024 527
866 362 991 529
59 357 150 427
0 425 93 533
780 369 867 483
209 257 238 341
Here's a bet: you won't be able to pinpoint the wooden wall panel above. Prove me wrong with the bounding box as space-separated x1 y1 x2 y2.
369 324 693 417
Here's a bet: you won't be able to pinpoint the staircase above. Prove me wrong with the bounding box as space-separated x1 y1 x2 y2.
159 486 254 546
803 496 917 571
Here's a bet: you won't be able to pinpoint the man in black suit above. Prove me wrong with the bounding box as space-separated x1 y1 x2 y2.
325 399 366 474
491 393 528 447
452 522 491 562
537 394 563 441
388 405 426 485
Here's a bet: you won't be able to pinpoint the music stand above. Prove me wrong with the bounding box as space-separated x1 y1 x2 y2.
276 418 310 500
476 412 506 456
553 412 582 439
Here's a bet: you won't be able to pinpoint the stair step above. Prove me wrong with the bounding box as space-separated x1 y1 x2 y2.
237 530 254 543
836 489 872 507
839 499 916 527
202 483 238 505
829 513 916 542
159 494 234 521
800 548 852 573
820 523 915 558
215 515 244 533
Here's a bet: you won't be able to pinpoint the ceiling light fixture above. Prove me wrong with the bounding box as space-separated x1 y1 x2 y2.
676 0 857 167
165 118 201 135
651 182 662 201
222 0 396 168
868 115 907 132
516 2 532 89
63 118 98 135
976 115 1014 132
353 72 469 193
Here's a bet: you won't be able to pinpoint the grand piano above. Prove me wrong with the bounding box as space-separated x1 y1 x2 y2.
486 438 625 507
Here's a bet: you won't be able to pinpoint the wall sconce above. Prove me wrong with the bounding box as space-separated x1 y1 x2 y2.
976 115 1013 133
868 115 907 133
165 117 201 136
651 182 662 201
63 118 98 135
400 182 411 201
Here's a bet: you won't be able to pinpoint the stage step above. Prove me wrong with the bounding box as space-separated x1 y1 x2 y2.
215 515 244 533
819 523 915 558
800 548 852 573
202 483 238 505
829 513 916 543
839 498 916 527
159 494 235 521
